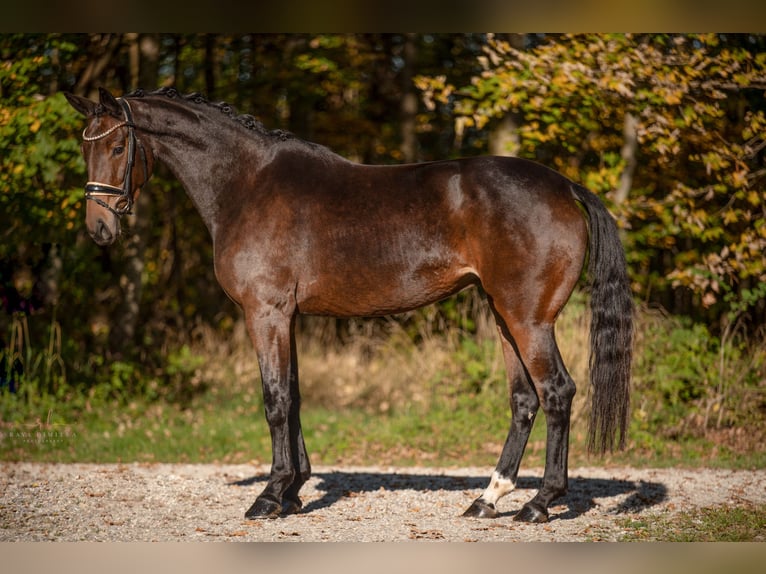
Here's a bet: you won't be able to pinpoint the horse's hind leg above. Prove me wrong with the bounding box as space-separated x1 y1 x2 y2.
463 298 576 523
510 323 576 523
463 332 539 518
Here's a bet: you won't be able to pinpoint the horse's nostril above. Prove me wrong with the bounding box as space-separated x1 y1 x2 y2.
92 219 114 245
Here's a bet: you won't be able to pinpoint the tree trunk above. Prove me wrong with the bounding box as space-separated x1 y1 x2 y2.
205 34 217 99
488 35 525 158
615 112 638 205
399 33 419 163
488 113 521 156
285 36 315 141
107 33 159 356
74 34 123 97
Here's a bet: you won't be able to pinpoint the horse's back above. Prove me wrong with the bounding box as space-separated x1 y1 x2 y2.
298 155 587 316
216 152 589 319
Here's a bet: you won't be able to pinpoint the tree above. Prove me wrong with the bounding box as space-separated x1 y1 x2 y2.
416 33 766 332
0 35 119 368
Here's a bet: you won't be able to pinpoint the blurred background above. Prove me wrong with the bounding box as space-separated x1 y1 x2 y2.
1 34 764 468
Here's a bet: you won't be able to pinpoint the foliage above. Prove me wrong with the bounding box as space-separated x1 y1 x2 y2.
632 311 765 441
1 35 112 369
0 315 66 409
416 33 766 331
1 36 86 251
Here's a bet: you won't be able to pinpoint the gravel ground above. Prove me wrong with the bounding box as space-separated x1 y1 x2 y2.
1 462 764 542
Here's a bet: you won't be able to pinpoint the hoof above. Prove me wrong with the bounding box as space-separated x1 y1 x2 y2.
513 503 549 523
281 498 302 516
462 499 499 519
245 497 282 520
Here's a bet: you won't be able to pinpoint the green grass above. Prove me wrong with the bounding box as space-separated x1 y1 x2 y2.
0 383 526 466
2 383 763 471
618 504 766 541
2 291 764 471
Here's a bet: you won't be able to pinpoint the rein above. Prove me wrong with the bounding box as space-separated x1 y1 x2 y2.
82 98 149 216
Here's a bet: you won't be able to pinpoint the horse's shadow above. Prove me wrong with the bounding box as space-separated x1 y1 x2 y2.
229 470 667 521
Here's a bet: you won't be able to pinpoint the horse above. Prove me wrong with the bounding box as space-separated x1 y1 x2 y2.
65 87 633 523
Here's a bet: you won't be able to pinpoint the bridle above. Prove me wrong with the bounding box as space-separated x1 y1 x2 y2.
82 98 150 216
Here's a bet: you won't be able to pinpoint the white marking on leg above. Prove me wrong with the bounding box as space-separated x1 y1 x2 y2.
480 470 516 506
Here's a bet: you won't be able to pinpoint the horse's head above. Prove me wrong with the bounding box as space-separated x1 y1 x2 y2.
65 88 153 246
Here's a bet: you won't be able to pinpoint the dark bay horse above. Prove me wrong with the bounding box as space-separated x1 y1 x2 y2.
65 87 632 523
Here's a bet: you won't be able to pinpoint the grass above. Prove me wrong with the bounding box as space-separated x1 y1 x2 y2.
618 503 766 541
2 289 764 472
4 391 762 470
0 376 533 466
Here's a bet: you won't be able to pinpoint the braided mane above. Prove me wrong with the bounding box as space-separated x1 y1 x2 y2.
125 87 295 142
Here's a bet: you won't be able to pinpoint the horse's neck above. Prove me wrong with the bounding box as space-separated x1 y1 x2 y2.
156 138 227 237
140 102 263 239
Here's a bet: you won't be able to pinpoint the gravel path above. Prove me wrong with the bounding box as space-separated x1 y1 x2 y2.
1 463 764 541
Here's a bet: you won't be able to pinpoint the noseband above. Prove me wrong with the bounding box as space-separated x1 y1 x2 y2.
82 98 149 216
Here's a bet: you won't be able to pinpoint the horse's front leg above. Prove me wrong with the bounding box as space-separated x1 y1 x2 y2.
244 306 304 519
281 323 311 515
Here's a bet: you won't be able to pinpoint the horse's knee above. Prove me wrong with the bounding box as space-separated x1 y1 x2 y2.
510 377 540 424
262 393 289 427
512 388 539 416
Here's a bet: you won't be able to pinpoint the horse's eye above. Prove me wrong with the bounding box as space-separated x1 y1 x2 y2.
113 145 125 156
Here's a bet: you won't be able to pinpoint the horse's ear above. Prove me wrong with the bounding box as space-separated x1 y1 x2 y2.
98 87 123 117
64 92 97 117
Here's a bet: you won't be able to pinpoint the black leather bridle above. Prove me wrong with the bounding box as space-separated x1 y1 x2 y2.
82 98 149 216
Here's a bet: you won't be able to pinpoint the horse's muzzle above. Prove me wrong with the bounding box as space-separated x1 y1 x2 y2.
89 218 119 246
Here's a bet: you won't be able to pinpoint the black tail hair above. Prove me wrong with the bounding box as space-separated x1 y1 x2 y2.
571 184 633 453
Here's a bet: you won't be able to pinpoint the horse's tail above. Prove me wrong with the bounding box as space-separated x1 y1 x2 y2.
571 183 633 454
